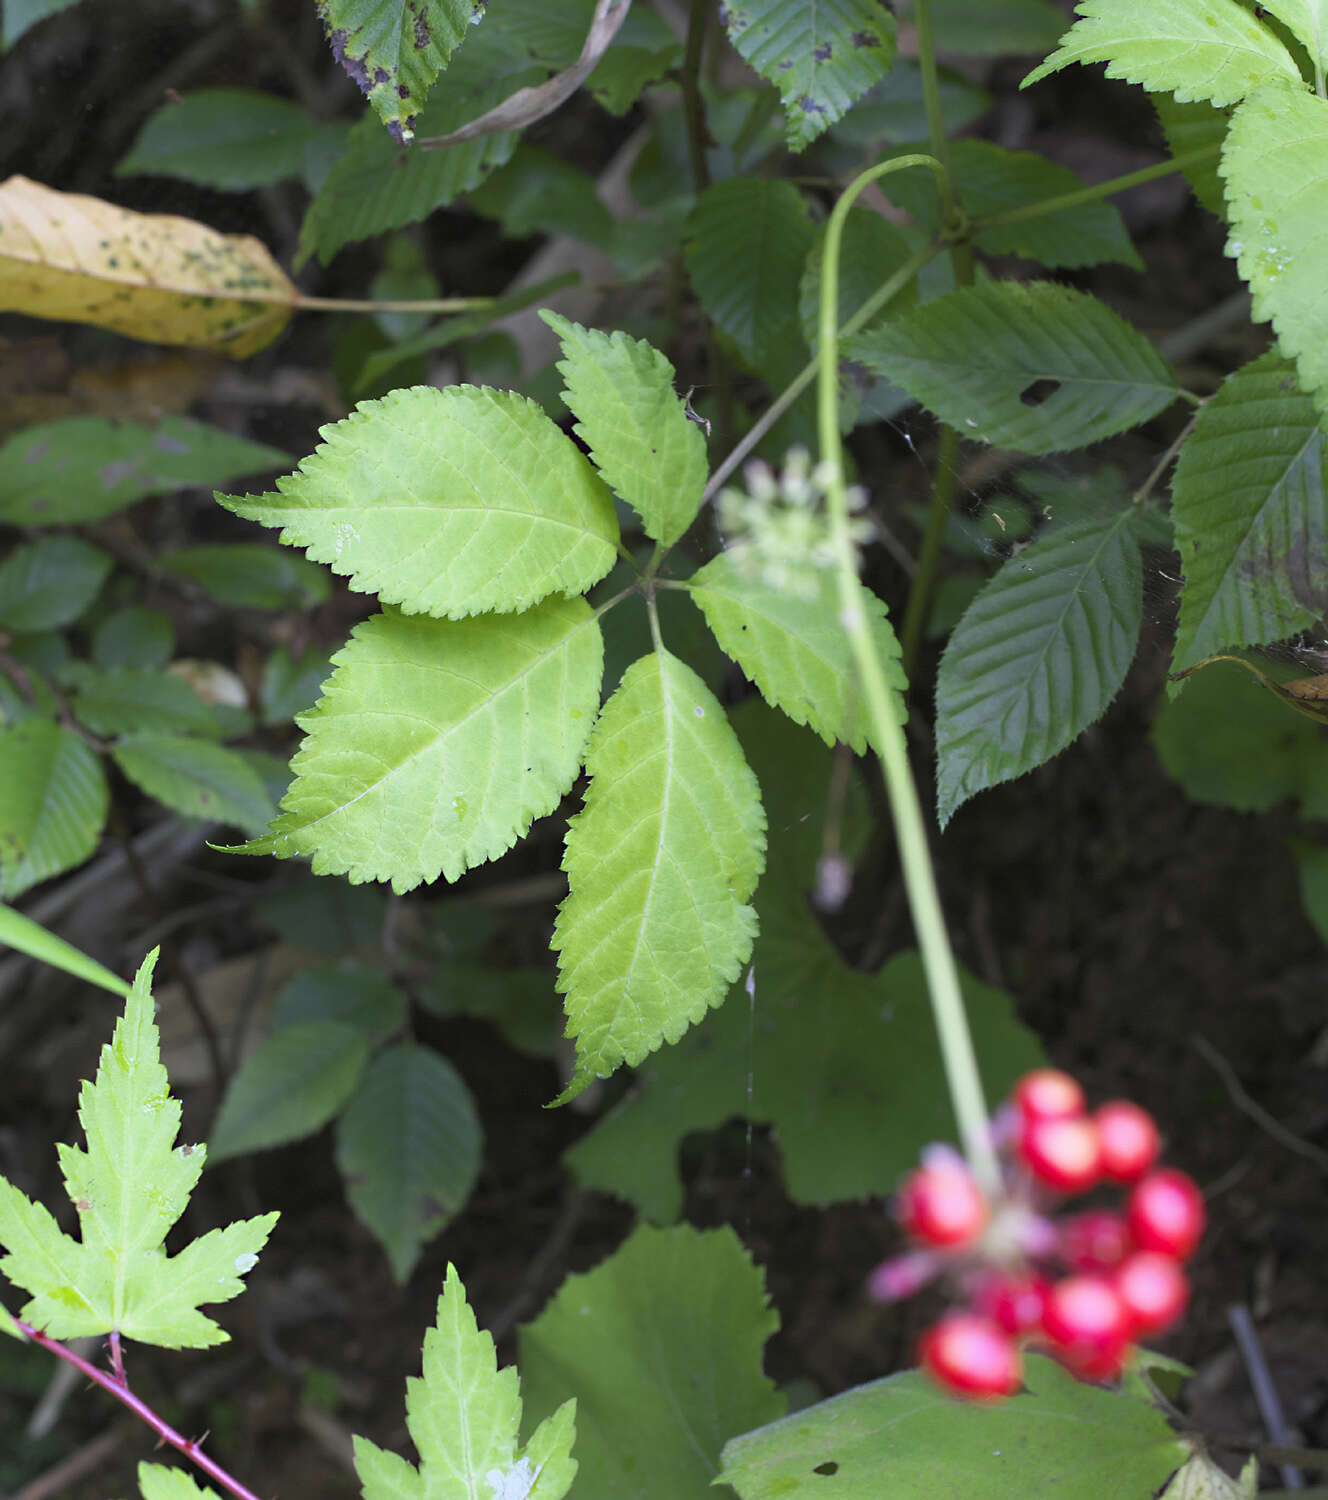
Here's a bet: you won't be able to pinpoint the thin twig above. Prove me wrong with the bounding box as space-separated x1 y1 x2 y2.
1227 1303 1305 1490
14 1424 127 1500
1192 1035 1328 1173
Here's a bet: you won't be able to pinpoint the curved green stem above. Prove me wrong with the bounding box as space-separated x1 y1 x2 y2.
817 157 1000 1193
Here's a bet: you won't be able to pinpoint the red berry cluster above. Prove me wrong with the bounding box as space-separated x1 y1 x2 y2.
870 1069 1205 1400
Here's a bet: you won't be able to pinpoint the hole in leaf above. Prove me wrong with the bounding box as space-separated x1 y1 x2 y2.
1019 378 1060 407
812 1461 839 1476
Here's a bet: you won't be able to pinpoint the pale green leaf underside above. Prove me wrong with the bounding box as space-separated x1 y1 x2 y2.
1021 0 1301 105
1172 351 1328 670
0 953 277 1346
220 385 619 620
334 1043 482 1284
519 1225 782 1500
936 508 1143 827
354 1262 577 1500
239 599 603 892
718 1356 1186 1499
543 312 707 550
0 721 108 900
1260 1 1328 72
849 280 1179 455
1222 83 1328 428
688 549 904 754
720 0 897 149
554 650 765 1097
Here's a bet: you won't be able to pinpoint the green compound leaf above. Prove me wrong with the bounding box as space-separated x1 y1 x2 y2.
520 1224 782 1500
298 20 540 266
273 961 407 1038
903 0 1065 55
116 88 324 192
848 280 1179 455
553 650 765 1100
237 600 603 892
0 951 278 1346
1021 0 1301 105
719 0 897 150
112 734 277 835
208 1021 370 1163
137 1463 217 1500
316 0 481 146
877 140 1142 270
158 544 331 611
1171 351 1328 672
65 666 223 740
1222 82 1328 428
685 179 816 368
220 386 618 620
1259 0 1328 74
566 702 1042 1221
0 415 289 527
335 1043 482 1283
688 549 904 754
936 501 1143 828
543 312 707 550
0 536 111 631
1155 94 1231 218
354 1262 577 1500
92 607 175 671
718 1355 1186 1500
0 721 108 900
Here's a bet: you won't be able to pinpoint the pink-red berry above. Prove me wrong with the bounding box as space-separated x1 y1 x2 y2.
1095 1100 1161 1183
1040 1274 1132 1380
899 1161 989 1249
1114 1251 1189 1336
1019 1114 1102 1194
1058 1209 1132 1271
919 1313 1023 1399
1013 1068 1085 1123
974 1271 1050 1336
1126 1169 1205 1261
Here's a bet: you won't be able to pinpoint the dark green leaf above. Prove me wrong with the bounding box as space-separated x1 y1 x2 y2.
0 721 108 898
0 537 111 631
112 734 277 834
90 607 175 670
272 961 407 1039
64 665 222 739
158 544 331 611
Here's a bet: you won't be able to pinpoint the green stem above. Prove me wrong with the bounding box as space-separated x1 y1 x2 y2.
897 423 959 676
680 0 712 193
912 0 958 229
817 158 1001 1194
972 144 1220 234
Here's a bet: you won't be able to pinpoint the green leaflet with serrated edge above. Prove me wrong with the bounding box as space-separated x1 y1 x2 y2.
219 385 619 620
353 1262 577 1500
688 548 905 754
1222 82 1328 429
553 649 765 1100
1171 350 1328 671
137 1462 217 1499
1258 1 1328 74
0 951 277 1347
848 280 1179 455
719 0 897 150
0 721 109 900
543 312 707 550
231 599 604 893
935 502 1143 828
1021 0 1301 105
112 734 276 836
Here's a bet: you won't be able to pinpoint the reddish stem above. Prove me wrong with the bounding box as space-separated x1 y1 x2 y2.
13 1320 266 1500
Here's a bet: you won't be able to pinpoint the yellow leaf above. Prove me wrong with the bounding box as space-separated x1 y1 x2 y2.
0 176 296 358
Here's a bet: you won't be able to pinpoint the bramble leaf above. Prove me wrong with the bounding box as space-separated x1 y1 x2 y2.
0 721 108 899
316 0 482 146
112 735 277 835
1021 0 1301 106
0 176 295 358
849 280 1179 455
719 0 897 150
137 1461 218 1499
553 650 765 1100
1222 82 1328 428
0 951 277 1346
688 548 904 754
519 1224 781 1499
1171 351 1328 671
936 493 1143 827
335 1043 482 1283
233 600 603 892
353 1262 577 1500
219 386 618 620
718 1355 1186 1499
543 312 707 550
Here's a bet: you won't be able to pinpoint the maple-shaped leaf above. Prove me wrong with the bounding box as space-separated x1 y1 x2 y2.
0 951 277 1348
354 1262 577 1500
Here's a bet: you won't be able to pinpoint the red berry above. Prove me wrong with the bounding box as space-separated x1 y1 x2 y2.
1095 1101 1160 1183
1019 1115 1102 1194
919 1313 1023 1399
1127 1169 1205 1261
1058 1209 1132 1272
899 1161 988 1248
1013 1068 1085 1123
1041 1274 1132 1379
1114 1252 1189 1336
974 1271 1050 1335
